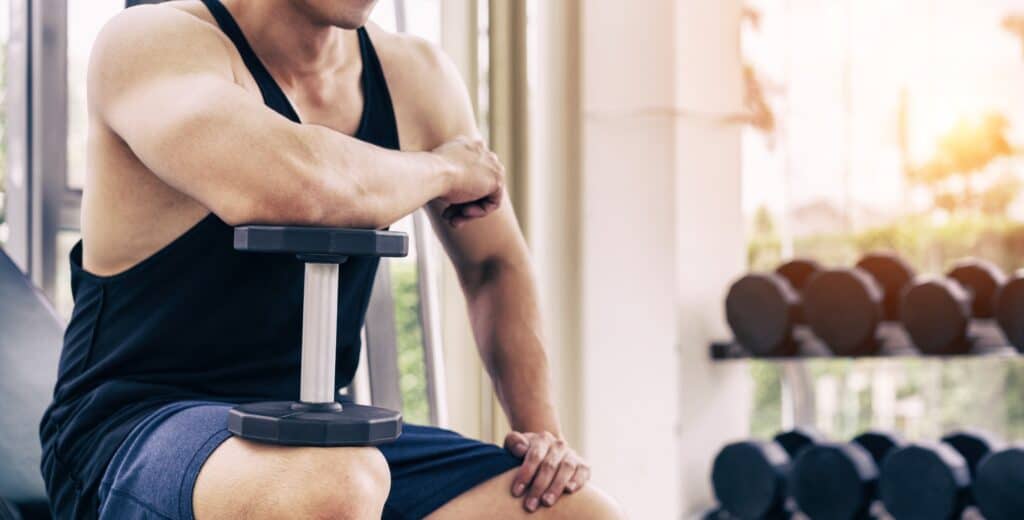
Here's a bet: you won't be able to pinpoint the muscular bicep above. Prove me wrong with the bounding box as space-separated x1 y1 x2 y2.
409 39 530 272
91 6 312 223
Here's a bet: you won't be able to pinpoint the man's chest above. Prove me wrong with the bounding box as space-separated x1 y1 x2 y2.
231 60 430 152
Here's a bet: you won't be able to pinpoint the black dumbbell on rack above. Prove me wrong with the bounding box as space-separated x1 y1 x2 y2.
709 427 824 519
788 430 903 520
900 258 1009 355
974 444 1024 520
995 270 1024 353
879 429 1002 519
724 259 824 357
802 252 916 356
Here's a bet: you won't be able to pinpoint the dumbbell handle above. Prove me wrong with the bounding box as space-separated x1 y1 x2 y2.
233 225 409 404
301 261 342 404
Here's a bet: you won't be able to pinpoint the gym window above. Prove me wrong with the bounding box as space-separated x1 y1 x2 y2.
741 0 1024 440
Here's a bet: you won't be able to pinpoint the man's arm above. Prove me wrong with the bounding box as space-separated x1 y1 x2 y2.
404 39 590 512
92 6 501 229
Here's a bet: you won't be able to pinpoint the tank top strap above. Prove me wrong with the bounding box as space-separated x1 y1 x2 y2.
356 27 400 149
200 0 301 123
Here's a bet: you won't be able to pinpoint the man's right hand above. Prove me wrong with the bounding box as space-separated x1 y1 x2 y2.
433 136 506 228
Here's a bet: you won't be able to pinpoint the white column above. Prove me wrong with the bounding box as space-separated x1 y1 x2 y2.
674 0 751 514
576 2 682 518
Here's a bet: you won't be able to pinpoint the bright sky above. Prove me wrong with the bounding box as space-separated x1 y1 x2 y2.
742 0 1024 220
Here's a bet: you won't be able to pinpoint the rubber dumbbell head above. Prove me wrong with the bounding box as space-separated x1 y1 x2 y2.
711 441 791 520
995 271 1024 352
880 441 971 520
725 273 800 356
948 258 1007 319
790 443 877 520
974 445 1024 520
803 268 885 356
788 431 901 520
855 253 916 321
774 426 826 459
941 429 1002 479
901 277 973 355
776 259 823 292
851 430 904 467
776 259 822 324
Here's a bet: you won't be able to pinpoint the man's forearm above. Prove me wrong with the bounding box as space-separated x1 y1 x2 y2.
464 257 563 436
276 123 453 229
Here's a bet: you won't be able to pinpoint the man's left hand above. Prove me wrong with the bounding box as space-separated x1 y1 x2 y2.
504 431 591 513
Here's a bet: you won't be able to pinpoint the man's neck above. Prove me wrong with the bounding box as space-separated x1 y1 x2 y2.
221 0 358 82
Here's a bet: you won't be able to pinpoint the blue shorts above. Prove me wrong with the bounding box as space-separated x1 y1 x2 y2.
97 401 520 519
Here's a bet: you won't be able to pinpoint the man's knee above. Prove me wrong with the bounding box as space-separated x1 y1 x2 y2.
194 438 390 520
286 447 390 519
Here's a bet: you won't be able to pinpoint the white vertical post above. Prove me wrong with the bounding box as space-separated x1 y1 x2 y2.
300 262 340 404
675 0 750 513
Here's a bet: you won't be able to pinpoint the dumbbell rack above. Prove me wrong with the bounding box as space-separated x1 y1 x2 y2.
709 333 1020 361
711 255 1024 361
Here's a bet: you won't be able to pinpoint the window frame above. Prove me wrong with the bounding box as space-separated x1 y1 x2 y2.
3 0 79 302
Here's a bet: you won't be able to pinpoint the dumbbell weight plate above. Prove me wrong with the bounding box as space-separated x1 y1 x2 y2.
725 274 800 356
803 268 884 356
856 253 916 321
995 273 1024 352
879 442 971 520
941 430 1002 479
790 442 878 520
776 259 822 293
948 259 1007 319
777 259 822 324
901 277 972 355
974 446 1024 520
852 430 905 466
711 441 790 519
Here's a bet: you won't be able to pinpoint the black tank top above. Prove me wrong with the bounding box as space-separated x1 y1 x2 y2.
39 2 400 517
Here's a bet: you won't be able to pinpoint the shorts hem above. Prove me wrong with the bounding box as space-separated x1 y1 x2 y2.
389 455 520 519
177 428 233 520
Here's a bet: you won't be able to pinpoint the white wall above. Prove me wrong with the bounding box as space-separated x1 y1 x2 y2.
532 1 751 517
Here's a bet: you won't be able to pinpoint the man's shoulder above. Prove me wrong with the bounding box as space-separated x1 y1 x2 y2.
94 2 231 74
366 24 476 149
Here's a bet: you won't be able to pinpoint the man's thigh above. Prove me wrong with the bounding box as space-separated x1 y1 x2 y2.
193 436 390 520
426 469 625 520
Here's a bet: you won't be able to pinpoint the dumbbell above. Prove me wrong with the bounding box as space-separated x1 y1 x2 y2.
788 430 903 520
724 259 822 357
974 444 1024 520
879 430 1002 519
901 258 1008 355
803 252 915 356
710 427 824 519
995 270 1024 352
227 226 407 446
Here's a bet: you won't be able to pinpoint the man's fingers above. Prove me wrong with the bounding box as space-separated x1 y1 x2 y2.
524 439 566 512
565 464 591 494
461 203 488 218
504 431 530 458
540 457 578 507
512 438 551 499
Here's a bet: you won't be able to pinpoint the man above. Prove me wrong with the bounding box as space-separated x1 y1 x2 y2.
39 1 624 519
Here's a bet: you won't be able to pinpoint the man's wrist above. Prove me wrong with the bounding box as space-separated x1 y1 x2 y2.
425 151 456 200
